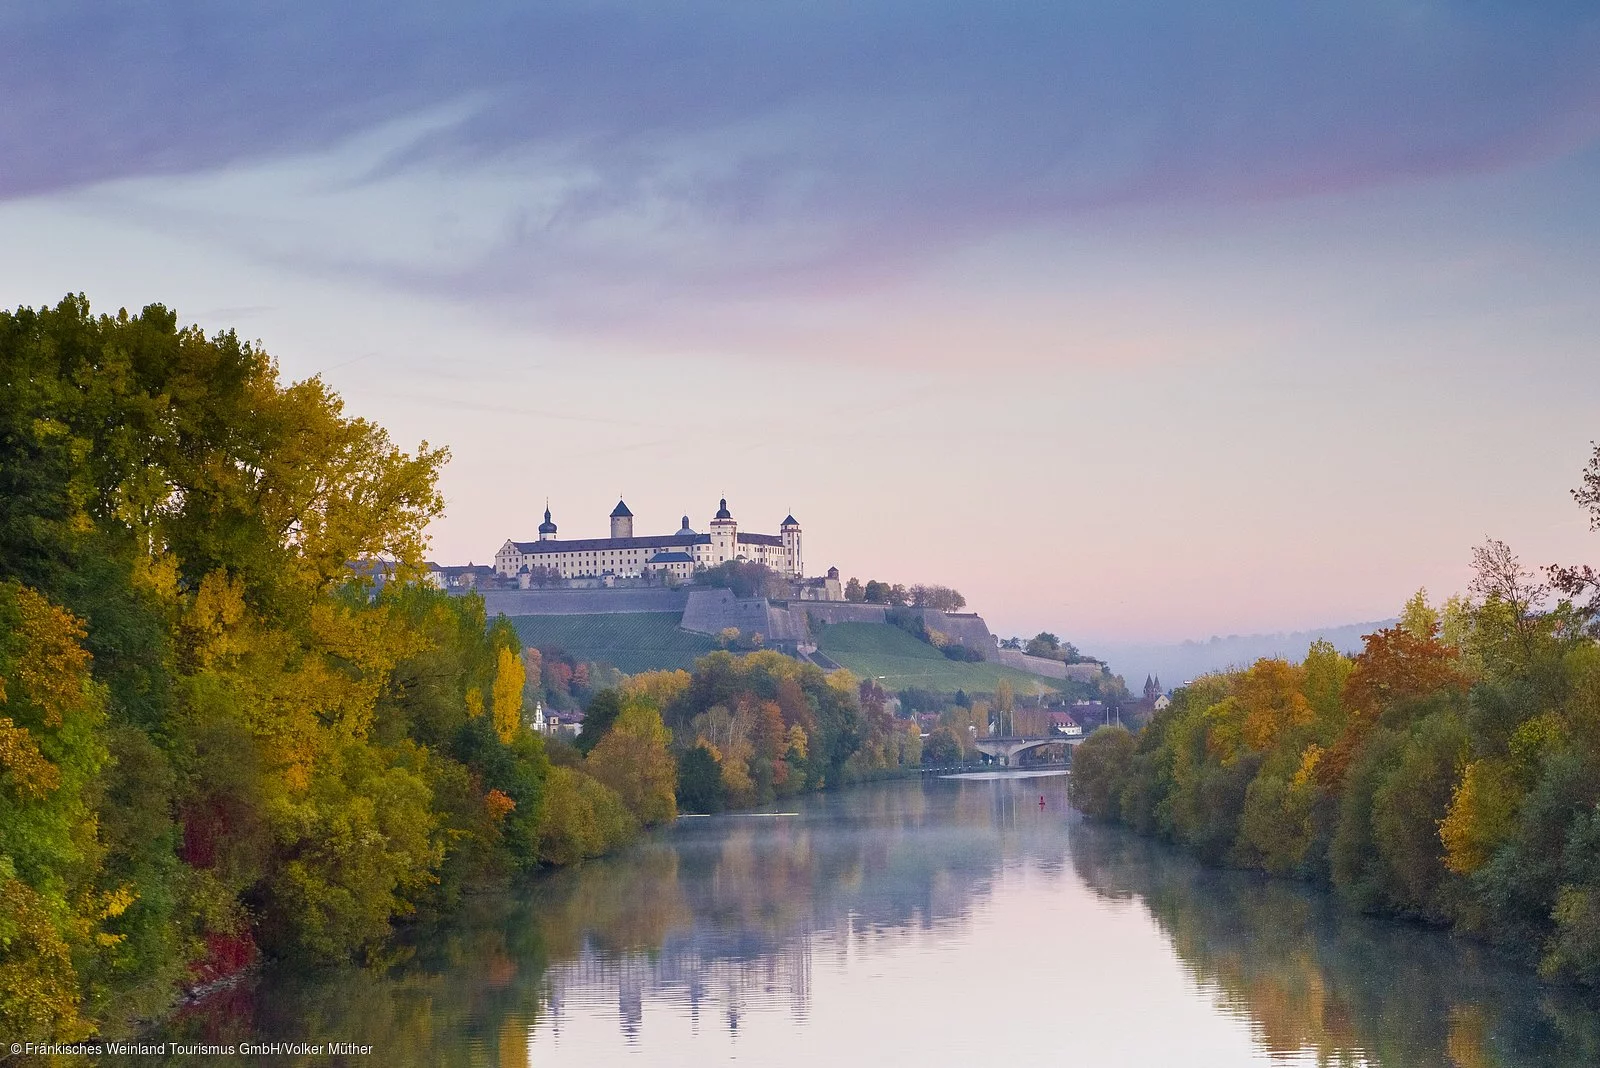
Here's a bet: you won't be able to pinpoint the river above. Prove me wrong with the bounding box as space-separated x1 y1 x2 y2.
147 773 1600 1067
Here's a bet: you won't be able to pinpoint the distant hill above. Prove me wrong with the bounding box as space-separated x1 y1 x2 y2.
1095 620 1397 689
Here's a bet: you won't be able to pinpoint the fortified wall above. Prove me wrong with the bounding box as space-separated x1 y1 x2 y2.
919 610 995 651
477 587 689 617
475 585 1083 683
990 648 1103 682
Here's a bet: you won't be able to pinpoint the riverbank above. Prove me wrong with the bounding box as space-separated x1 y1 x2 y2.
1070 600 1600 988
143 775 1600 1067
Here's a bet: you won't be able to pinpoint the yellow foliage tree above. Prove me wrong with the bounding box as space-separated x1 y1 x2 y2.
620 669 691 710
586 703 677 826
492 646 526 744
1236 658 1314 752
1440 760 1519 875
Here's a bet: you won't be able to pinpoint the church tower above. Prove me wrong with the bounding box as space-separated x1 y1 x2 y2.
538 503 557 541
709 497 737 564
610 498 634 539
780 513 802 578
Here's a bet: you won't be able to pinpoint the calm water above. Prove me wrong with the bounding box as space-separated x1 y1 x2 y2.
148 773 1600 1067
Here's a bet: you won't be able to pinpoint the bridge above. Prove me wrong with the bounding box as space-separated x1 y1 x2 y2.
973 734 1083 766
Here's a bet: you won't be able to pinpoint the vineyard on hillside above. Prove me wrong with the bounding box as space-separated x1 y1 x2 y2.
816 623 1063 695
508 612 718 673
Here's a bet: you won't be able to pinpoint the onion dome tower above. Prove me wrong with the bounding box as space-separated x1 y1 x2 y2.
709 497 737 563
538 502 558 541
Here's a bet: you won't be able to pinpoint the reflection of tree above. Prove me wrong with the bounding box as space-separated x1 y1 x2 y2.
155 777 1076 1063
524 776 1073 1043
1069 821 1600 1068
157 892 553 1067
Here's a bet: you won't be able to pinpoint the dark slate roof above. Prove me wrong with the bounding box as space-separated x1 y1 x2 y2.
714 497 732 520
434 564 496 577
649 551 693 563
538 507 557 534
781 514 799 527
736 532 783 547
610 499 633 518
509 533 710 553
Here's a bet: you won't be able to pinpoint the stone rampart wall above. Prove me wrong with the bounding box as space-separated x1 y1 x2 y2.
796 603 890 626
990 648 1104 682
920 610 995 654
992 648 1069 678
477 587 689 617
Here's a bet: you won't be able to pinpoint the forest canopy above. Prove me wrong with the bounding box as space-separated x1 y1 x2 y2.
0 297 692 1040
1072 453 1600 985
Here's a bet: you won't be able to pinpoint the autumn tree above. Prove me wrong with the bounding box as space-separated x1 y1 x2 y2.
586 702 677 826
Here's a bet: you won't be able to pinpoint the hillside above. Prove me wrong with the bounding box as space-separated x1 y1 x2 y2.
508 612 717 673
816 623 1062 695
1095 619 1396 687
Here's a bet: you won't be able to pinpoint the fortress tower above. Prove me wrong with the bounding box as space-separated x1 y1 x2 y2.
781 513 802 578
538 504 557 541
709 497 737 563
610 499 634 539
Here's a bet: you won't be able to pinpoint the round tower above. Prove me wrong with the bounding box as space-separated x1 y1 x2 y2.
610 498 634 540
780 513 802 578
709 497 737 564
538 503 558 541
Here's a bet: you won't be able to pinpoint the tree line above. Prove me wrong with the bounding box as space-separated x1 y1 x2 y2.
0 299 688 1042
1071 444 1600 986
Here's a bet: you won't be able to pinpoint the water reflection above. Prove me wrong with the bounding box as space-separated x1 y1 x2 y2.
143 775 1600 1067
1071 822 1600 1067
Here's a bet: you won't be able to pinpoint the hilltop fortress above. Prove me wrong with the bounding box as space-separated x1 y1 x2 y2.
445 495 1097 685
494 498 804 585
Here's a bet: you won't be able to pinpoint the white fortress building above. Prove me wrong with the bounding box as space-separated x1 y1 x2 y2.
494 498 802 583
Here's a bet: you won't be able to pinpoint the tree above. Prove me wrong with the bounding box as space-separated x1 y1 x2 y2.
526 565 562 588
491 646 525 744
1071 726 1135 820
1550 442 1600 630
1470 538 1548 641
994 680 1015 734
586 703 677 826
1399 589 1440 640
696 560 786 599
576 689 623 755
909 584 967 611
676 743 726 813
923 726 963 765
844 577 864 602
1025 632 1061 658
0 584 109 1042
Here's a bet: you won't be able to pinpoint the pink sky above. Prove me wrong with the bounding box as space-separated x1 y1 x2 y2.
4 3 1598 644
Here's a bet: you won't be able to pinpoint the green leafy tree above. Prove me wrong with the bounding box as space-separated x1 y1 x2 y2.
676 743 727 813
576 689 624 755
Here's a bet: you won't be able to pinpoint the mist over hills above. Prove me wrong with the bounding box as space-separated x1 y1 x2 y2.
1095 620 1398 690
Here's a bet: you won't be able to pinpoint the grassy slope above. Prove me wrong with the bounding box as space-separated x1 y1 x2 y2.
508 613 716 673
816 623 1062 696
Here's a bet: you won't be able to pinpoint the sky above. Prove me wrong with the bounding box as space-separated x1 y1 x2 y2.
4 1 1600 644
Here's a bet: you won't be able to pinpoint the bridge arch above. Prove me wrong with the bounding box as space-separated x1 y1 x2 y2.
972 735 1081 766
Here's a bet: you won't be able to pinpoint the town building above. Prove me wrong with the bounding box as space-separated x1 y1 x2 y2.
795 566 844 601
494 498 804 583
427 563 498 590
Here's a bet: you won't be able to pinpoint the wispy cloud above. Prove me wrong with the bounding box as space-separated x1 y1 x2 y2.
9 2 1600 331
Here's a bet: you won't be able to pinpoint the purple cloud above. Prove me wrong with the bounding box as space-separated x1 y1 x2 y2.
7 1 1600 313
